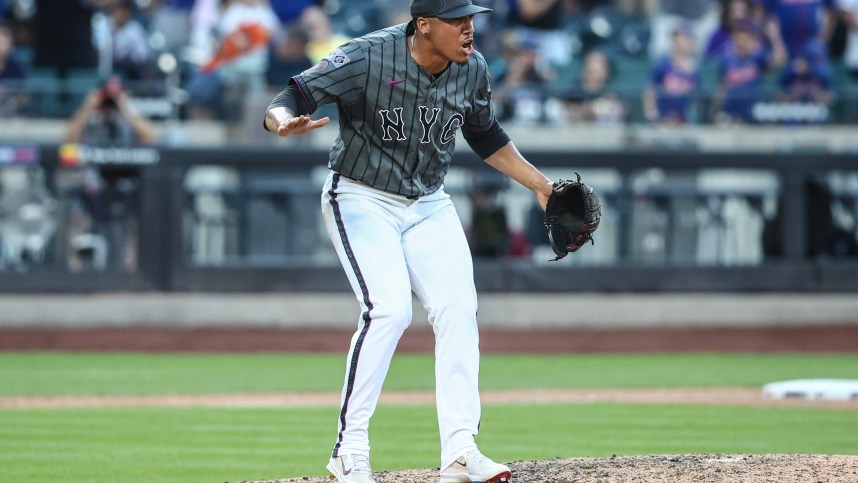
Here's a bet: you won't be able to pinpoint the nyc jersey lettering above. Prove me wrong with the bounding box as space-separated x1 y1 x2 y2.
379 108 407 141
380 107 462 143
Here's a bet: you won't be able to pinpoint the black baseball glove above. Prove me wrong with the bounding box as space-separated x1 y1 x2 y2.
544 173 602 260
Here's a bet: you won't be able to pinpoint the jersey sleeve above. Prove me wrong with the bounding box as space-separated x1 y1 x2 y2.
290 40 368 113
462 53 511 159
465 53 496 129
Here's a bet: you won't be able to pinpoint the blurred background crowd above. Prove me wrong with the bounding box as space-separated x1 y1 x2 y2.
1 0 857 277
0 0 856 132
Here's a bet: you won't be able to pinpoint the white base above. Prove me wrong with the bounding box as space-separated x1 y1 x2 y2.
762 379 858 401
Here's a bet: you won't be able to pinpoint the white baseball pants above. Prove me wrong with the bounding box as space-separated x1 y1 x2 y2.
321 171 481 469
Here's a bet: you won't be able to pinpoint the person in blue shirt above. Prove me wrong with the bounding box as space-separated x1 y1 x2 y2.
776 39 833 121
0 21 25 116
761 0 835 59
712 18 786 123
644 25 701 124
706 0 767 60
0 21 23 79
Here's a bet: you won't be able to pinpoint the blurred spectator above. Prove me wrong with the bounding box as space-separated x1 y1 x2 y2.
269 0 318 24
712 18 786 123
0 20 22 77
505 0 566 30
186 0 279 120
300 5 349 63
492 31 553 124
649 0 720 61
0 20 25 116
559 49 627 124
266 24 313 89
31 0 103 75
188 0 219 62
62 76 154 272
778 40 832 101
64 76 156 146
107 0 152 80
146 0 195 54
201 0 279 75
705 0 767 60
761 0 835 60
644 24 701 124
838 0 858 77
499 0 574 71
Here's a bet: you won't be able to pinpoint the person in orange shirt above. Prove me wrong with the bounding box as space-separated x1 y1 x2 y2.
186 0 280 120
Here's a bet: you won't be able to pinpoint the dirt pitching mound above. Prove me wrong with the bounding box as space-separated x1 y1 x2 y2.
255 454 858 483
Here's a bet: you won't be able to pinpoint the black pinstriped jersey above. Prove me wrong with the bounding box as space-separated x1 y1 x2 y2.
289 23 496 198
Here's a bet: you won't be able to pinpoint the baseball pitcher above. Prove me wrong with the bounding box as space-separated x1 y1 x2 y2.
264 1 597 481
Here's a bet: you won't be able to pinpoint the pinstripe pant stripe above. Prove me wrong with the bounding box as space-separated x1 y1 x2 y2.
329 173 374 458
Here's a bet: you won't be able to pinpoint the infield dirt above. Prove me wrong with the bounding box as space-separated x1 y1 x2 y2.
252 454 858 482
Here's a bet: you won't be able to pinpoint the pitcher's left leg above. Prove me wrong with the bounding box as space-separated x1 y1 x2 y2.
402 201 482 469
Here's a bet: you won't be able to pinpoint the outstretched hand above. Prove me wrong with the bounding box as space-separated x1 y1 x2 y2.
276 115 330 137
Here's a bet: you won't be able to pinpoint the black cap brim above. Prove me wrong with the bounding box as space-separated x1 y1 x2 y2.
435 4 492 18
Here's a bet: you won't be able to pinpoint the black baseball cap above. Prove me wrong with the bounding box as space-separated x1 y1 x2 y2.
410 0 492 19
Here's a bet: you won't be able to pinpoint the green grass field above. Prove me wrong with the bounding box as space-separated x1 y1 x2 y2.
1 352 856 482
3 352 857 396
